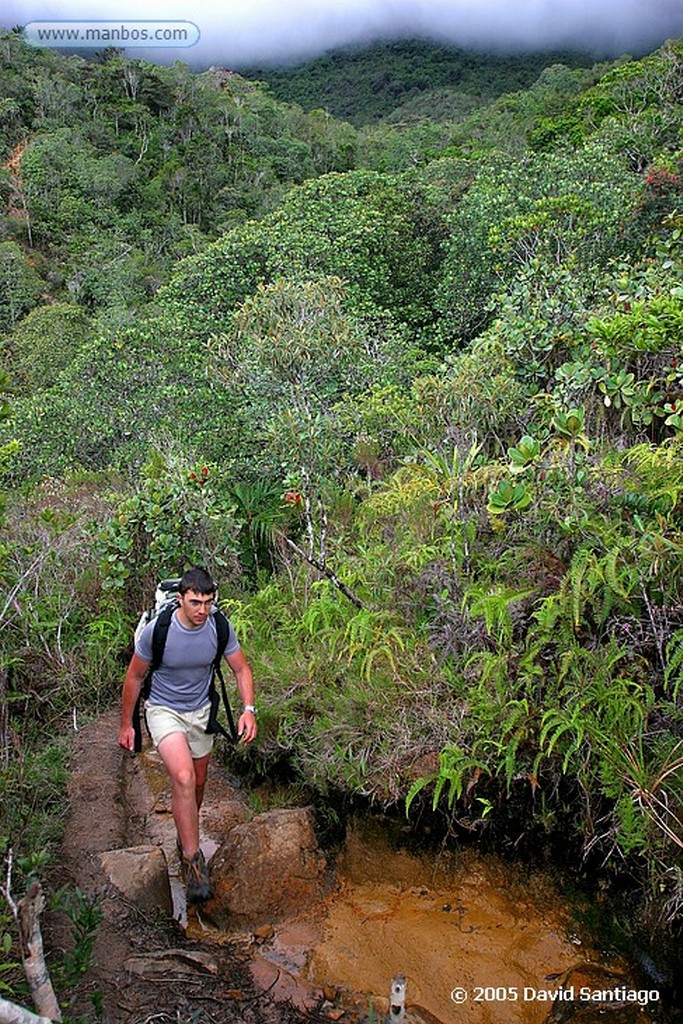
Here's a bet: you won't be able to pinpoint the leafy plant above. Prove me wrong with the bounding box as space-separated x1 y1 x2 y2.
97 452 238 599
487 478 532 515
50 887 103 987
508 435 540 473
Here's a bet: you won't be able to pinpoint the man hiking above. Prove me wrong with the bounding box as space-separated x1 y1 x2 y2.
118 566 257 903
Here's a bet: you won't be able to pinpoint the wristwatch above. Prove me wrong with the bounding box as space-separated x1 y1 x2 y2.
243 704 256 715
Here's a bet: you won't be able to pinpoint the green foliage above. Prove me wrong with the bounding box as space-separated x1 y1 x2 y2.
20 128 137 243
2 303 92 393
578 42 683 164
436 144 636 343
487 479 532 516
464 584 535 644
208 276 426 483
551 406 589 447
0 32 370 317
229 478 289 579
98 452 239 600
50 887 103 987
166 168 445 339
664 631 683 701
0 309 235 481
406 744 488 814
0 241 42 333
246 39 595 127
0 368 11 428
508 435 540 473
2 30 683 937
0 741 71 860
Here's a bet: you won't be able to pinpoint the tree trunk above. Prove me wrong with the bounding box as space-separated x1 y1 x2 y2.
0 996 55 1024
0 669 8 770
17 883 62 1022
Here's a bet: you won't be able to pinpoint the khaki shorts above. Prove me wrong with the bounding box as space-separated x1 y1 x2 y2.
145 701 214 759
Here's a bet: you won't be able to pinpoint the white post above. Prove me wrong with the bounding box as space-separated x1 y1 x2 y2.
389 974 406 1023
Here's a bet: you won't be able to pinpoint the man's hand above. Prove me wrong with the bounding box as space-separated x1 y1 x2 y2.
226 649 257 744
118 724 136 751
238 709 258 744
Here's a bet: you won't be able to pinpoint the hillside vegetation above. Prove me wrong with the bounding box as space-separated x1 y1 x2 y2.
1 30 682 1003
241 39 599 125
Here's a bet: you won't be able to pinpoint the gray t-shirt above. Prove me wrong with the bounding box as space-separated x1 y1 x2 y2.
136 609 239 712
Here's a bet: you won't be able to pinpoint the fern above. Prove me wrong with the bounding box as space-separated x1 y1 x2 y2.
664 630 683 700
406 744 489 815
603 547 635 603
538 707 586 772
498 697 534 791
569 548 594 628
297 582 348 639
464 583 535 645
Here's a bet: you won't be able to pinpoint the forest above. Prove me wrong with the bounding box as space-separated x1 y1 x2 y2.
0 26 682 1017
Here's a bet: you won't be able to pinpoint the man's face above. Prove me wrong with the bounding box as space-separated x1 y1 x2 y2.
177 589 215 628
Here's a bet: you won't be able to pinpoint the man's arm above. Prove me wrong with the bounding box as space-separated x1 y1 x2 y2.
225 648 257 743
119 652 150 751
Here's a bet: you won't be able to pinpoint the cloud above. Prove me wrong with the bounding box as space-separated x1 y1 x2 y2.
3 0 682 67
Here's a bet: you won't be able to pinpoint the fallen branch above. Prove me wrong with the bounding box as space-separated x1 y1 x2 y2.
2 850 61 1021
16 883 62 1022
0 996 55 1024
283 537 363 609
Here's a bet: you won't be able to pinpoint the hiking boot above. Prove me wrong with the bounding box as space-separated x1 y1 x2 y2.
181 849 213 903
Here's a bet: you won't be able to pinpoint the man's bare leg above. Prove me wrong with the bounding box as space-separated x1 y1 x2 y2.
156 732 211 856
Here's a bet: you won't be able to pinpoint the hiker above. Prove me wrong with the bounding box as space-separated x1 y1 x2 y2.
118 566 257 903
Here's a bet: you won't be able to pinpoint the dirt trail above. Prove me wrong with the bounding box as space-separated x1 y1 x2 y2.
46 712 666 1024
46 710 332 1024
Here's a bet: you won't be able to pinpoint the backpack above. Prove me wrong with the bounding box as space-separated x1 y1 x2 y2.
132 578 238 753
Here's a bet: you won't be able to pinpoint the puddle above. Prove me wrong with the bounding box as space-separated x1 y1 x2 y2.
304 818 598 1023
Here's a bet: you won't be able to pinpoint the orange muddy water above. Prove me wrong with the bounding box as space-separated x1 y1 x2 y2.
305 818 608 1023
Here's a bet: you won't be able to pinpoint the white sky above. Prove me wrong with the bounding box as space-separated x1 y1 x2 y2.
3 0 683 67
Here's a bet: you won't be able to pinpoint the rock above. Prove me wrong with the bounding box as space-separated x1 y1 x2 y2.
253 923 275 944
203 797 252 836
124 949 221 978
209 807 327 927
406 1007 448 1024
98 845 172 917
250 953 324 1010
543 963 657 1023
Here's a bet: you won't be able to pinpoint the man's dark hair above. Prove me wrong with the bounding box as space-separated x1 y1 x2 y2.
179 566 216 596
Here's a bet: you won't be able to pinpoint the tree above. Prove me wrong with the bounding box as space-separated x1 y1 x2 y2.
164 167 446 339
0 242 41 333
436 144 638 345
20 129 138 242
209 276 420 478
2 303 91 393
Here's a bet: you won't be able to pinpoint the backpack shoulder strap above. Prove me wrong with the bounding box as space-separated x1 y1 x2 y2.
212 609 230 668
133 602 176 754
150 602 176 677
206 609 238 744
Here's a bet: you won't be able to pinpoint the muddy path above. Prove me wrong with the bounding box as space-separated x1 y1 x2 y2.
46 711 670 1024
46 710 332 1024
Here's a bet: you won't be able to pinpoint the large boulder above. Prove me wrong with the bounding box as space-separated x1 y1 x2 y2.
208 807 327 927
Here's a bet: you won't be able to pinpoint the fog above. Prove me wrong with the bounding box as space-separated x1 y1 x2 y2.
3 0 683 67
